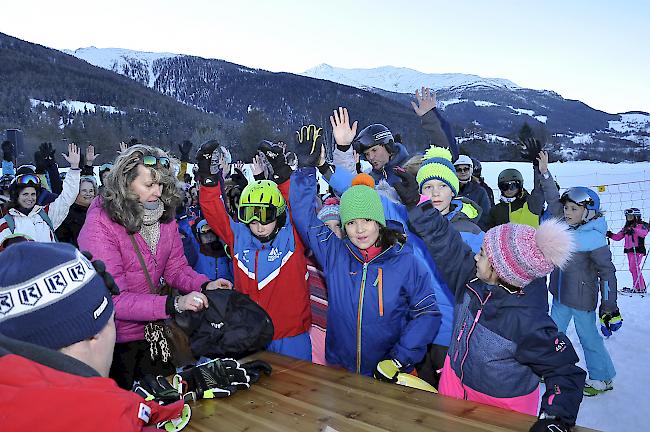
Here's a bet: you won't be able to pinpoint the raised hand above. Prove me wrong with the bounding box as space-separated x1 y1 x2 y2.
411 87 437 117
62 143 81 169
39 142 56 162
392 167 421 208
119 141 128 153
179 140 193 162
195 140 220 186
85 145 99 166
294 124 325 168
258 140 286 171
329 107 358 147
519 137 543 166
537 150 549 174
251 154 265 176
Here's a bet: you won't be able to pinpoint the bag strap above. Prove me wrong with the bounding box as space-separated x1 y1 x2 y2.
129 234 158 294
38 209 58 242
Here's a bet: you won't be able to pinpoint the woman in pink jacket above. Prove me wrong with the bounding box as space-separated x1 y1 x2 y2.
608 208 649 293
78 145 231 389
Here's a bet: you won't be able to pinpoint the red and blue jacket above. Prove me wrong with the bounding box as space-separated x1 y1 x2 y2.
407 200 585 425
290 168 441 376
199 180 311 341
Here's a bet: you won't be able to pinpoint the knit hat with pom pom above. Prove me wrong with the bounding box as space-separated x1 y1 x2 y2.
416 146 459 195
339 174 386 227
317 197 341 223
482 218 575 288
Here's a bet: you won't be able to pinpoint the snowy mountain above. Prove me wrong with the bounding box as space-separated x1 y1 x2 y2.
302 63 520 92
60 46 650 162
63 47 179 88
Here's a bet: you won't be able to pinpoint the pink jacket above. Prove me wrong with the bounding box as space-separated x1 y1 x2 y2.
78 199 209 343
610 222 648 252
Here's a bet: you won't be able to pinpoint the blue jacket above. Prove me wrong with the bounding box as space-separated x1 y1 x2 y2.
368 142 411 187
290 168 441 376
458 181 491 230
177 216 234 283
328 168 453 348
446 198 485 254
407 201 585 425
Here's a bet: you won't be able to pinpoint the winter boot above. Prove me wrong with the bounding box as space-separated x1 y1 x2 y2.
583 379 613 396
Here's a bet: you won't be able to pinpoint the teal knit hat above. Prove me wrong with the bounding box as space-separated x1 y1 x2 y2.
416 146 459 196
339 174 386 227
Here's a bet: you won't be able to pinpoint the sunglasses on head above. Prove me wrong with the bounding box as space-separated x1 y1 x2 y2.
498 181 521 191
14 174 41 186
455 166 471 173
138 155 170 169
238 204 279 225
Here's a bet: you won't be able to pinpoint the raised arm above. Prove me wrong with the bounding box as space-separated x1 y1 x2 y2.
47 143 81 229
537 151 564 218
412 87 458 161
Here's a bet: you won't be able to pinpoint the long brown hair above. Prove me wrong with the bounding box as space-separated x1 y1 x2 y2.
376 225 407 250
101 145 182 233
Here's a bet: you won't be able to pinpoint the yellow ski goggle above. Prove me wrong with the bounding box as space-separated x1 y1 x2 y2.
238 204 279 225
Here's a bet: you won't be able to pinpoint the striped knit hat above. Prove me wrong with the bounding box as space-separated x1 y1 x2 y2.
416 146 459 195
482 219 575 287
339 174 386 227
317 197 341 223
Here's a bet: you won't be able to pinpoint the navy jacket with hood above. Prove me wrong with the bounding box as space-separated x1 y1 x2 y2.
407 200 585 425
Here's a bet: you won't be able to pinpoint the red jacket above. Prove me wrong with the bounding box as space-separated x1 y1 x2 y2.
0 354 184 431
199 179 311 340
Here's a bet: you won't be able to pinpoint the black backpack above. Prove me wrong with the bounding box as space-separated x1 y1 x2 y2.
175 290 274 360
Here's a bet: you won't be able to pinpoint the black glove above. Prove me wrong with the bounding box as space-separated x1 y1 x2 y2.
133 374 182 405
241 360 272 384
34 151 47 174
529 417 570 432
178 358 251 399
2 140 14 162
293 124 324 168
195 140 220 186
39 142 56 165
392 167 421 208
519 138 543 166
178 140 193 163
230 168 249 190
606 230 613 238
259 140 292 183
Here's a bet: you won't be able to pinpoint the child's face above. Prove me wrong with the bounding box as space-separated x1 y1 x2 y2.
345 218 380 250
422 179 453 215
563 201 585 226
474 247 496 283
324 220 343 239
249 220 278 239
626 214 635 222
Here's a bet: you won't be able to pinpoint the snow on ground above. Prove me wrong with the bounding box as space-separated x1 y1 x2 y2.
30 98 125 114
608 113 650 133
481 160 650 432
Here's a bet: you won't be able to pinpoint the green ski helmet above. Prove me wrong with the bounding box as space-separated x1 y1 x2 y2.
237 180 286 225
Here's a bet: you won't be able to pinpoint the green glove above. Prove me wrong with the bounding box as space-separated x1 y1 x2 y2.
373 359 402 383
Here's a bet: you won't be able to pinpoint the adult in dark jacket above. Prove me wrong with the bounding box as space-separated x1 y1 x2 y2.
56 176 98 247
453 155 491 230
392 169 585 431
471 157 495 205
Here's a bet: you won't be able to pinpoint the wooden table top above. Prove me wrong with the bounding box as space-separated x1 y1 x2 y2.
185 352 597 432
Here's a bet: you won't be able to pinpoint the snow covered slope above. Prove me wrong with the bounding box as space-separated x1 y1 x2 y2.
302 63 520 92
63 47 178 87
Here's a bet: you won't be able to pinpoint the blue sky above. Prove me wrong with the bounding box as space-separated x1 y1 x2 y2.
2 0 648 114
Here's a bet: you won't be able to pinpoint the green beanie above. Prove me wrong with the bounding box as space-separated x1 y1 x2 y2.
339 174 386 227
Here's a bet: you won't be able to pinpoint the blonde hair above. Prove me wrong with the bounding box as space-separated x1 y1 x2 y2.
101 145 182 232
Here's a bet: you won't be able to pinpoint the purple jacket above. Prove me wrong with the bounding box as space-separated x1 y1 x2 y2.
78 199 209 343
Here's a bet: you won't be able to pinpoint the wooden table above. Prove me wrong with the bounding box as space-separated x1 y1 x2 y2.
185 352 597 432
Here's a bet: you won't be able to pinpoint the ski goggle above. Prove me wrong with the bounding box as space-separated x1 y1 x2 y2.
560 188 595 207
134 155 170 169
14 174 41 186
455 166 471 173
238 204 279 225
498 180 521 191
625 208 641 217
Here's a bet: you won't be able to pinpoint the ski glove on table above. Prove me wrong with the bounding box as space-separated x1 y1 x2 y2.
374 359 403 383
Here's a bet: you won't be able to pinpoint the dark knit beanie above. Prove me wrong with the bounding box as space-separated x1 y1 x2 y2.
0 242 114 350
